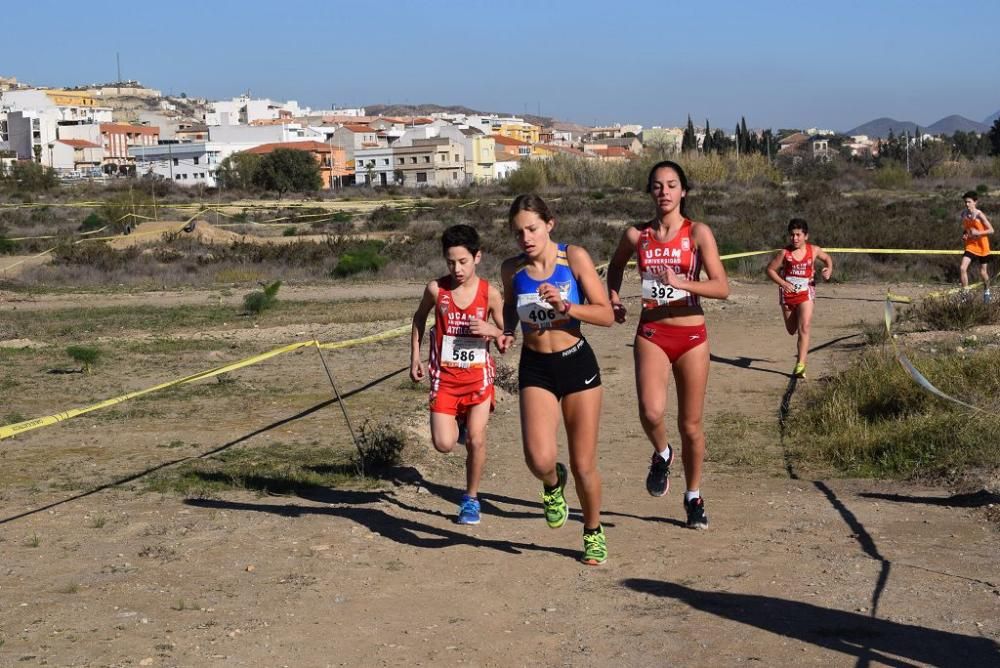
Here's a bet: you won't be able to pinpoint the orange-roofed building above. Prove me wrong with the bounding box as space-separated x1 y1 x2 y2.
245 141 350 188
492 134 532 160
100 123 159 166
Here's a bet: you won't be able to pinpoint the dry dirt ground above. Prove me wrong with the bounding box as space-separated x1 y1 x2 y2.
0 280 998 667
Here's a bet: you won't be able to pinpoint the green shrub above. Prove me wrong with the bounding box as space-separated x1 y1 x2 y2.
786 348 1000 479
66 345 102 372
356 419 406 473
79 212 106 232
504 161 547 193
873 162 912 189
282 226 297 237
0 235 14 254
911 293 1000 330
242 280 282 314
332 243 386 277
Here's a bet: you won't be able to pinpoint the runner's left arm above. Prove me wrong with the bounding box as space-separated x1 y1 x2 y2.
814 245 834 281
662 223 730 300
553 244 613 327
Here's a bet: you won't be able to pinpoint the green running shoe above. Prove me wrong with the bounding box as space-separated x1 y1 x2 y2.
541 462 569 529
581 525 607 565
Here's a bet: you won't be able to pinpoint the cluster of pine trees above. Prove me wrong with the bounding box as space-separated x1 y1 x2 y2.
680 116 776 157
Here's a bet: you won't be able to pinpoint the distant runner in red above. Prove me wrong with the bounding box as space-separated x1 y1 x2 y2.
765 218 834 379
410 224 506 526
606 160 730 530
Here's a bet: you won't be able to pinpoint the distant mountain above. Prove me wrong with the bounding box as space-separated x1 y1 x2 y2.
926 115 988 134
845 117 919 138
985 110 1000 125
846 114 991 138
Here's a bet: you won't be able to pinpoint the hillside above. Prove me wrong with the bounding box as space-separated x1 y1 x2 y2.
845 117 919 138
926 115 989 134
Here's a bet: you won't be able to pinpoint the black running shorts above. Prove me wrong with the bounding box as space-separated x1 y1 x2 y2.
518 337 601 399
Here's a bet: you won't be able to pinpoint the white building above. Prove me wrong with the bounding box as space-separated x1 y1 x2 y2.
353 145 397 187
0 89 112 164
205 95 318 126
130 142 221 186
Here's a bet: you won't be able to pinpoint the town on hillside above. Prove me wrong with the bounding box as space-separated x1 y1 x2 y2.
1 75 997 187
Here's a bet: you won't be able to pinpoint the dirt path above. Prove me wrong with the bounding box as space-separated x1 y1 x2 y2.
0 281 997 667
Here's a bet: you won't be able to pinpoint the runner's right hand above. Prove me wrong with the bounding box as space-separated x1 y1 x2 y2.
410 360 425 382
612 302 627 323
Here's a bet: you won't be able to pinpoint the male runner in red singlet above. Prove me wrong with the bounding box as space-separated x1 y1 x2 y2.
766 218 834 379
410 224 506 525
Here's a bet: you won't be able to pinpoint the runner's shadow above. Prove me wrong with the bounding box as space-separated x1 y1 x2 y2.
385 467 686 528
621 579 999 665
710 353 788 377
859 490 1000 508
184 492 579 560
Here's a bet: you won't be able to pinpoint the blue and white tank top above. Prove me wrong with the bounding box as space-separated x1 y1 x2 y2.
511 243 583 334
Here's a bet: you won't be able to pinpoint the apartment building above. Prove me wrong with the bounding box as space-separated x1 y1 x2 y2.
393 138 465 188
130 142 222 186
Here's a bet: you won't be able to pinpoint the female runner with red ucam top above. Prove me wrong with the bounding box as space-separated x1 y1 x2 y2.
765 218 834 379
606 161 729 529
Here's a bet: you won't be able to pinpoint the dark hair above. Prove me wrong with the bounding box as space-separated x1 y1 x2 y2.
508 193 554 226
963 191 978 201
441 224 480 256
788 218 809 234
646 160 690 217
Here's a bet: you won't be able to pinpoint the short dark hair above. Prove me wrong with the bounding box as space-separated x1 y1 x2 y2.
963 191 978 201
646 160 691 217
788 218 809 234
508 193 554 226
441 224 480 256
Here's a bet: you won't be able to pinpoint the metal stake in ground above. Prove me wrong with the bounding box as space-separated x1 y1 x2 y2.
313 341 366 477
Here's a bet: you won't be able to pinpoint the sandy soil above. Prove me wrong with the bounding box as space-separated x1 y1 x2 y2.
0 280 997 667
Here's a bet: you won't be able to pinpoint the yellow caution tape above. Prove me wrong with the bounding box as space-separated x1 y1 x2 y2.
883 295 984 412
0 246 58 274
0 325 414 442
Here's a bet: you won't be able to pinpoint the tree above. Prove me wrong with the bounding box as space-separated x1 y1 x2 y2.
682 115 697 153
702 119 713 154
32 145 42 163
5 161 57 191
909 140 951 177
216 152 263 190
252 149 322 196
990 118 1000 156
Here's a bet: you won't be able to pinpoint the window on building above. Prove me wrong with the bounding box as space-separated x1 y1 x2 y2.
173 158 179 166
193 156 200 165
175 174 181 180
410 157 417 164
383 159 389 166
416 172 427 183
398 157 404 165
454 154 460 162
424 156 431 163
452 172 458 180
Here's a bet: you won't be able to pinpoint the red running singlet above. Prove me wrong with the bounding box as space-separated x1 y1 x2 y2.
636 220 702 310
428 277 495 394
779 244 815 307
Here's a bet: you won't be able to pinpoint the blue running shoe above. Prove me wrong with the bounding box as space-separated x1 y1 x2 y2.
457 494 481 525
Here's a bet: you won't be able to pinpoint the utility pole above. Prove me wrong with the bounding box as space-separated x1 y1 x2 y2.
116 52 121 94
905 130 910 172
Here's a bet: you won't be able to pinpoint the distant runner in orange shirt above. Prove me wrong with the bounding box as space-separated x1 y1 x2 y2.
959 190 994 303
765 219 833 379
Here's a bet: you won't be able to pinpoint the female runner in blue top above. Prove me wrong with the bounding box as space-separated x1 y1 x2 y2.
498 194 613 565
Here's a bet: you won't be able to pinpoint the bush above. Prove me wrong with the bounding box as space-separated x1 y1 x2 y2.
242 280 282 315
504 161 547 193
786 348 1000 479
911 293 1000 330
873 162 912 189
332 242 387 277
282 226 297 237
355 419 406 473
66 345 101 372
79 212 106 233
0 236 14 254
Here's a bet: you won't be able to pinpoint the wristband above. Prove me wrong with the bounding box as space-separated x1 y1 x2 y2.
502 330 516 337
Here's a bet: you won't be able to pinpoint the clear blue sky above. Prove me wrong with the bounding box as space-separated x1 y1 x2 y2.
6 0 999 131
